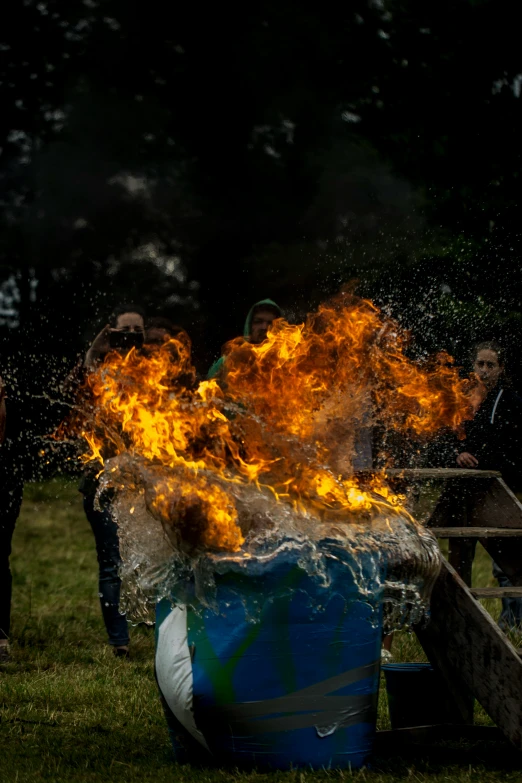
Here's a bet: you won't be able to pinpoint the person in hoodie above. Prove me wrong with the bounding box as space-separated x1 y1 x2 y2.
207 299 282 379
457 340 522 631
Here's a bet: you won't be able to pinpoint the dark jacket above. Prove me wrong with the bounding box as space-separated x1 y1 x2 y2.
463 385 522 491
0 367 26 490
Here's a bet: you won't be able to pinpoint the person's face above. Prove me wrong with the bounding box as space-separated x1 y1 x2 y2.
250 309 277 344
474 349 503 390
146 326 169 345
115 312 145 333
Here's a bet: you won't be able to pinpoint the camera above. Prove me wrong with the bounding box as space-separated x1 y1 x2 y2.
108 330 144 352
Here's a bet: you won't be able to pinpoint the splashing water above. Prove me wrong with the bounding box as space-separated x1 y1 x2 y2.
66 291 479 626
99 453 441 630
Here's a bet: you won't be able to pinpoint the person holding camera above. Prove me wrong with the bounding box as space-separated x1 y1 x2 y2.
80 305 146 657
84 307 146 368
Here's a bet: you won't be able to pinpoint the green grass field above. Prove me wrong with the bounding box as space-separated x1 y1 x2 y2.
1 479 521 782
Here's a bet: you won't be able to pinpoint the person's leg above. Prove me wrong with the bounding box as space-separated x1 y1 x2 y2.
83 494 130 650
0 482 24 658
0 514 17 642
510 594 522 630
492 560 521 631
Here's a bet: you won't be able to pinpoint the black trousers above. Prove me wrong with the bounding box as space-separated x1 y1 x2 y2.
0 478 24 640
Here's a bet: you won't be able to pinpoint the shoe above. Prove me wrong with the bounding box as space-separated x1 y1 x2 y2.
113 646 130 659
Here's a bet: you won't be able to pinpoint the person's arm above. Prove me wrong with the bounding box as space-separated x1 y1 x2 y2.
456 405 482 468
456 423 479 467
84 324 111 368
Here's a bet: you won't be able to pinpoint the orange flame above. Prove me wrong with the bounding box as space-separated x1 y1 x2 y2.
72 292 477 552
222 294 475 439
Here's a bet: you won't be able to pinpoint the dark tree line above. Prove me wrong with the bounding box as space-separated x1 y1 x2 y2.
2 0 522 465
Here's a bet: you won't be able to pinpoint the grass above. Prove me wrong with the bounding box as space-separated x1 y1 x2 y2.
1 478 521 782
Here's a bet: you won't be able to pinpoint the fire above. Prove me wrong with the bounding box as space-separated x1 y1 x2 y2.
221 294 474 439
151 474 243 552
71 292 476 552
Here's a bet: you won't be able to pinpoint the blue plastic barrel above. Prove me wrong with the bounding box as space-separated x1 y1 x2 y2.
155 550 382 770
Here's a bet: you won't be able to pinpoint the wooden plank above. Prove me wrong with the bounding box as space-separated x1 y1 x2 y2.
448 538 474 586
466 478 522 586
374 725 515 763
383 469 500 479
426 478 486 530
428 483 463 529
479 539 522 587
375 724 503 746
435 527 522 538
435 487 476 586
415 558 522 749
426 477 522 585
471 587 522 598
469 477 522 530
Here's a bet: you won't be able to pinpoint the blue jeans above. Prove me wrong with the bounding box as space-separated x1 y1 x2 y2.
83 494 129 647
493 560 522 631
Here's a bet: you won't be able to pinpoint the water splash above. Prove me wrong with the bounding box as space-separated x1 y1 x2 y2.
100 453 441 631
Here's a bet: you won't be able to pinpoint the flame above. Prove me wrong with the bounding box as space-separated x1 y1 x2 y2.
151 474 243 552
70 292 476 552
221 294 474 439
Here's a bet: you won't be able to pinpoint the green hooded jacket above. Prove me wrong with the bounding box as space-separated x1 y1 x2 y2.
207 299 282 379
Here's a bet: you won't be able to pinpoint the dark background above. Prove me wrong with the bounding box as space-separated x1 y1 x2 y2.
2 0 522 472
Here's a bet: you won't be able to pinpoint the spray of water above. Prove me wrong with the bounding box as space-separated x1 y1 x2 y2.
99 450 440 632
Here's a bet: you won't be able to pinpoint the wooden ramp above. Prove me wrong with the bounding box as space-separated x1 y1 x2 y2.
386 469 522 750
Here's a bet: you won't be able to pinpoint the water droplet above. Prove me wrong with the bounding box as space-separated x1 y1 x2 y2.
315 723 338 738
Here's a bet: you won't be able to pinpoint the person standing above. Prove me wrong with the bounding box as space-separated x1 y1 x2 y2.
457 340 522 631
0 370 24 663
80 304 146 657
